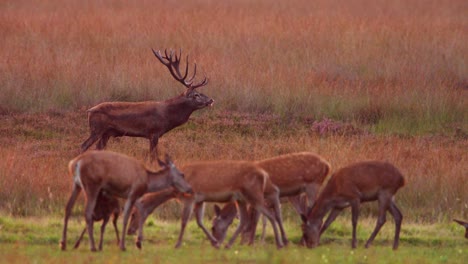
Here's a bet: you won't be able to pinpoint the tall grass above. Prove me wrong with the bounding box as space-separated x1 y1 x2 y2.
0 113 466 222
0 0 466 134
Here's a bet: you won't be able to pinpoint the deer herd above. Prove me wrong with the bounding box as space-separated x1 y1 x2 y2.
61 48 432 253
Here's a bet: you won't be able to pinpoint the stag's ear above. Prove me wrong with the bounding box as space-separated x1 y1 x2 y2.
214 204 221 216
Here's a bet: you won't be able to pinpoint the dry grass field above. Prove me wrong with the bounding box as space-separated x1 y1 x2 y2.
0 0 466 239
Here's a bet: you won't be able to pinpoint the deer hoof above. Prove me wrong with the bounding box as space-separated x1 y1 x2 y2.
60 241 66 251
136 241 142 250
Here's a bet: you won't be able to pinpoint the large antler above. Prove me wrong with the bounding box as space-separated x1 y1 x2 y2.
152 48 208 89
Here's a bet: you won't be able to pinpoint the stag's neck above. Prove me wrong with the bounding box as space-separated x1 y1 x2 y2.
146 169 172 193
163 97 197 128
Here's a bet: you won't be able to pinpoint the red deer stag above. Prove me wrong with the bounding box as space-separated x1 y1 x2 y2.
301 161 405 250
80 49 213 160
211 152 331 245
127 160 287 249
60 151 193 251
73 191 120 250
453 219 468 239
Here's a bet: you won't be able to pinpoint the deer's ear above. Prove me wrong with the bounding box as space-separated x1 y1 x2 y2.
214 204 221 216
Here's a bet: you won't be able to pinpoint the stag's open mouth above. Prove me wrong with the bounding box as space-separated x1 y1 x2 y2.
207 100 214 107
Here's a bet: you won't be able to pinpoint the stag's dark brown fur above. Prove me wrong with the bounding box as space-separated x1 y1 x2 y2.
80 49 213 159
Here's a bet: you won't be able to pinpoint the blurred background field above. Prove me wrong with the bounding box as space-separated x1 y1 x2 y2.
0 0 466 225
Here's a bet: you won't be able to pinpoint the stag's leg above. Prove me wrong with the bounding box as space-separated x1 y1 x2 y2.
149 135 159 163
388 200 403 250
350 199 360 249
320 208 344 236
81 133 100 153
194 202 220 247
84 190 99 252
175 199 195 248
365 194 391 249
96 133 110 150
226 202 249 249
60 185 82 250
73 227 87 249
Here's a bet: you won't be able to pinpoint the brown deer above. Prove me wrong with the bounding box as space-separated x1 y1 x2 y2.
73 191 120 250
127 160 287 249
453 219 468 239
301 161 405 250
211 152 331 245
80 49 213 160
60 151 193 251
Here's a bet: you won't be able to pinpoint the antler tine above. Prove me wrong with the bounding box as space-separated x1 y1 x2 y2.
152 49 170 66
187 63 197 83
191 76 209 89
153 48 208 89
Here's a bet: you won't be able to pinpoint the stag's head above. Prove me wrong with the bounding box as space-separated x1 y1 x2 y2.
153 48 214 109
158 154 193 194
301 214 322 248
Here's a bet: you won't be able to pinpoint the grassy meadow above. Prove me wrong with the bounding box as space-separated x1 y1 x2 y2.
0 0 467 262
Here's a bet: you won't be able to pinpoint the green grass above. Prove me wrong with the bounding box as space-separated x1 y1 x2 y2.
0 215 466 263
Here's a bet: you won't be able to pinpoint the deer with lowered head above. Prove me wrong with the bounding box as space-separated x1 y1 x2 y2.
73 191 120 250
60 151 193 251
80 49 213 160
210 152 331 245
301 160 405 250
127 160 288 249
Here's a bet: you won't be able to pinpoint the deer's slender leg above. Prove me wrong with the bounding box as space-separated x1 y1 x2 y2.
226 202 249 248
175 199 194 248
350 199 360 249
61 185 82 250
388 200 403 250
194 202 219 247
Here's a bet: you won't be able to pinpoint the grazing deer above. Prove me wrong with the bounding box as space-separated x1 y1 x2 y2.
301 161 405 250
211 152 331 245
453 219 468 239
80 49 213 160
73 191 120 250
128 160 287 249
60 151 193 251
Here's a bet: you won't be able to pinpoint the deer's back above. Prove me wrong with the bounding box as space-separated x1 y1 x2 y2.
257 152 330 187
328 161 405 199
71 151 148 191
181 161 266 193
